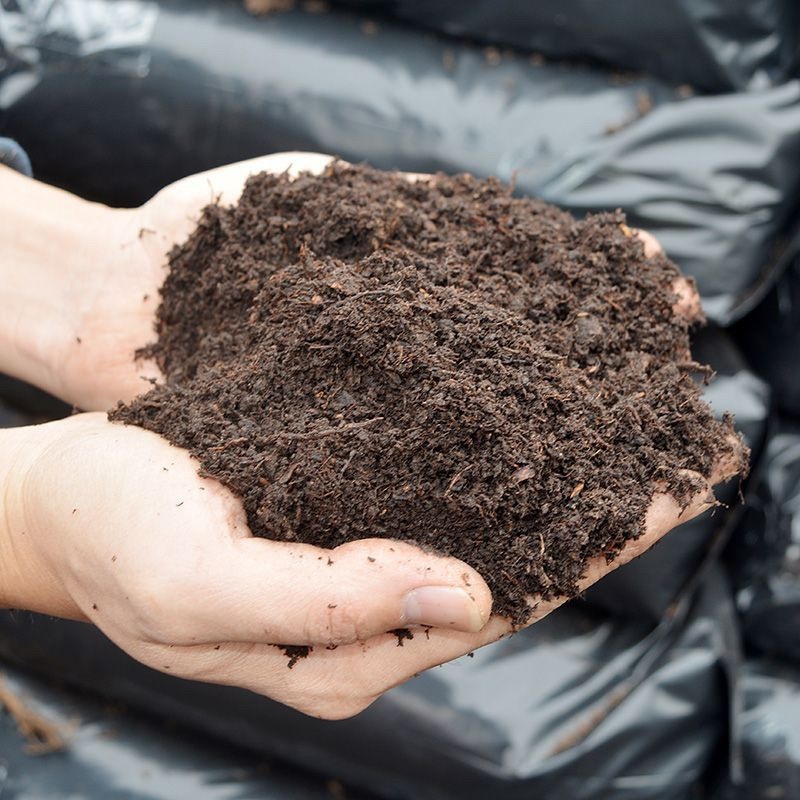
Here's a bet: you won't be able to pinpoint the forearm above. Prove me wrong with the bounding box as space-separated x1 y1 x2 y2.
0 166 116 397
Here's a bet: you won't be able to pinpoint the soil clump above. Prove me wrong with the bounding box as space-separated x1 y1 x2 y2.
111 163 746 624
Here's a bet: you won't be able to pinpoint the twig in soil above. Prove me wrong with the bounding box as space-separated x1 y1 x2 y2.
340 449 356 477
0 674 69 754
445 465 473 495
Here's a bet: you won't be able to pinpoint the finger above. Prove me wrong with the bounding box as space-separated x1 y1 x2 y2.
709 431 749 485
634 228 663 258
671 276 703 323
136 615 508 720
150 472 720 717
162 537 492 648
632 227 702 323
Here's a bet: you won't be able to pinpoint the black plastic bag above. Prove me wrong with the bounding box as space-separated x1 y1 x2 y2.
727 420 800 664
0 564 739 800
2 0 800 322
733 252 800 416
713 659 800 800
0 661 355 800
328 0 800 93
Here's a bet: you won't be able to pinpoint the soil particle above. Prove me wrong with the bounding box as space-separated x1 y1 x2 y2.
111 163 747 625
276 644 311 668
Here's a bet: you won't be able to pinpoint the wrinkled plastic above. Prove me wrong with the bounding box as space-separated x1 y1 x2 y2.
733 252 800 416
329 0 800 93
727 422 800 664
3 0 800 322
0 564 738 800
0 661 347 800
714 659 800 800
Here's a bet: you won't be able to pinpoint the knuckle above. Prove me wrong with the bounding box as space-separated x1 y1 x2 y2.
304 597 372 646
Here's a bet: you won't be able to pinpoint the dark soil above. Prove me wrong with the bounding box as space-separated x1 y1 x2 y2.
110 163 746 625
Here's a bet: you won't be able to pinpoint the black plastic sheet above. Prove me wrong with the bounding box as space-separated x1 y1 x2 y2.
2 0 800 322
0 5 796 797
329 0 800 93
733 252 800 416
0 662 356 800
0 564 738 800
727 421 800 664
714 659 800 800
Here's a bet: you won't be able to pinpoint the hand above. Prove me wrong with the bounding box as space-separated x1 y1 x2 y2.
0 413 491 718
0 410 742 719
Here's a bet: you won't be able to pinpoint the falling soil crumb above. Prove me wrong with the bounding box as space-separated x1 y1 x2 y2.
442 48 456 72
275 644 311 668
360 19 377 36
111 162 747 626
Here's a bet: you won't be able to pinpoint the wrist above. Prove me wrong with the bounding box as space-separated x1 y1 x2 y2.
0 166 123 401
0 420 84 619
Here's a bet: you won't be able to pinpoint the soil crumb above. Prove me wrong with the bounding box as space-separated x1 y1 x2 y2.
111 163 747 624
275 644 311 668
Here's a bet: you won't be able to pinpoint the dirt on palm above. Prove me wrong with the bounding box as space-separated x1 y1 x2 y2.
110 163 747 624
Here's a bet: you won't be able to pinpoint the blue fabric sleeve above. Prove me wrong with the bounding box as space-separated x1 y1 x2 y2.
0 138 32 177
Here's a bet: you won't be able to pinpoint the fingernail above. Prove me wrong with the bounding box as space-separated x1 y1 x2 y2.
402 586 486 633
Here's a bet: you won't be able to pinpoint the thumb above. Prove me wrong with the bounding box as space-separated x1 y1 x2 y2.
168 537 492 647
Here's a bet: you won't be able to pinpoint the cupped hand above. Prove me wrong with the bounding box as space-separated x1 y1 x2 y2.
2 408 743 719
3 413 491 718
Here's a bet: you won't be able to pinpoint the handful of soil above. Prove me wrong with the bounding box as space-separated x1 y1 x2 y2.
111 163 746 624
